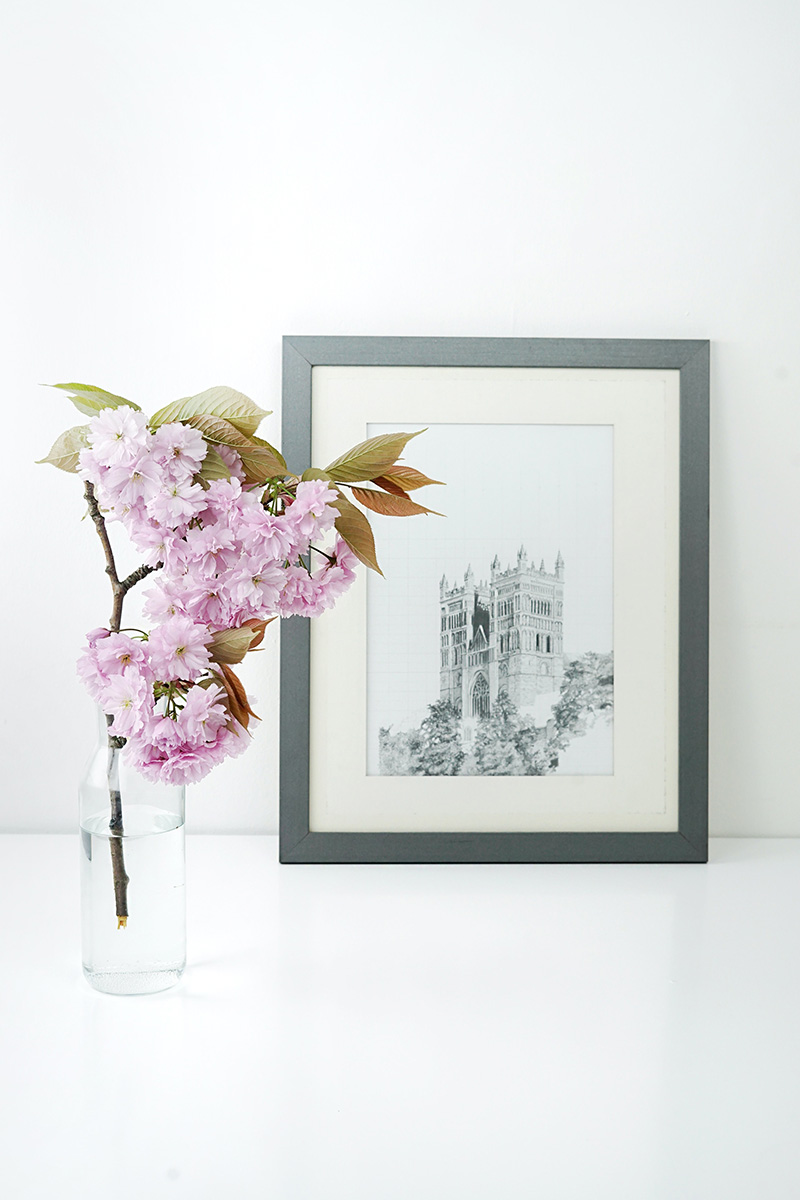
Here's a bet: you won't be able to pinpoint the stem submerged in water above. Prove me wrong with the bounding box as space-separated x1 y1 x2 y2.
106 721 129 928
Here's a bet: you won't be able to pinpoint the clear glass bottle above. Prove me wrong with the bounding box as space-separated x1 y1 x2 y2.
80 708 186 995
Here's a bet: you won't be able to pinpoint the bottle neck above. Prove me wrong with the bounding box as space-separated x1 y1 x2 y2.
82 706 186 826
95 704 113 747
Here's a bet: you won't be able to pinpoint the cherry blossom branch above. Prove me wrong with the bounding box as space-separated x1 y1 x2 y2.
84 480 123 629
84 480 159 927
120 562 160 592
83 482 161 632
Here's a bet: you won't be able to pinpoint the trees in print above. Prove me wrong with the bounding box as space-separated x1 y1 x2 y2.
379 651 613 777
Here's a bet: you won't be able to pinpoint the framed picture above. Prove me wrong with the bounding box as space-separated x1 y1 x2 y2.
279 336 708 864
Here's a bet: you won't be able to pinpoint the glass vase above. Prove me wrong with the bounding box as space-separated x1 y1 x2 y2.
79 707 186 995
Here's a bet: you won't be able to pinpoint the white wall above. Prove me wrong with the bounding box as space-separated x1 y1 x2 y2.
2 0 798 834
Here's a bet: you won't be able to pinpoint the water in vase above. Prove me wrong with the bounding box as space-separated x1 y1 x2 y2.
81 804 186 995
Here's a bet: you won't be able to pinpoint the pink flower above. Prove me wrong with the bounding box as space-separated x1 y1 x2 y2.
77 447 109 488
147 615 211 680
116 497 150 530
237 506 293 564
310 539 359 608
229 563 284 615
283 480 338 546
103 452 162 508
144 711 184 753
216 445 246 482
129 523 187 571
276 565 322 617
78 630 150 703
182 522 237 578
177 683 228 741
266 538 358 618
151 423 208 479
312 566 354 610
330 537 358 575
145 479 206 528
178 582 240 631
142 578 188 623
88 407 149 466
158 746 218 784
125 714 181 778
102 671 150 737
95 633 150 677
77 644 109 702
201 477 244 518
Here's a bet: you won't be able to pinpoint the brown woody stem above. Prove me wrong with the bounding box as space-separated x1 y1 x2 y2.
106 725 129 928
84 481 161 927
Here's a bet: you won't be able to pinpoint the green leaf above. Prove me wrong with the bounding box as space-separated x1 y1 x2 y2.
195 444 231 487
301 467 333 481
249 434 287 472
36 424 90 473
350 486 443 517
183 414 287 486
324 430 425 483
48 382 141 417
331 488 383 575
373 465 444 492
150 386 270 436
207 626 260 665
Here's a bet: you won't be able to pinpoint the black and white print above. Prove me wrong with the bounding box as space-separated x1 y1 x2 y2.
367 422 614 777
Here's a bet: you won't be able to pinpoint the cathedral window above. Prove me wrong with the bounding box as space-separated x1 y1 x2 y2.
472 674 490 718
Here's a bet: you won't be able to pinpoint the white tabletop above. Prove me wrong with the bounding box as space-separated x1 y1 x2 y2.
2 835 799 1200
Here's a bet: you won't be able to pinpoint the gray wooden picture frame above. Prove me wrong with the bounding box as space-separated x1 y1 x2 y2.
279 336 709 864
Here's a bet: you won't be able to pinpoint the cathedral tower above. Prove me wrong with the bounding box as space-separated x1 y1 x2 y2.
440 551 565 743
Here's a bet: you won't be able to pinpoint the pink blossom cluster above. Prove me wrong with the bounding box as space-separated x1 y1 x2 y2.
77 406 360 784
78 407 358 625
140 474 357 627
77 622 247 785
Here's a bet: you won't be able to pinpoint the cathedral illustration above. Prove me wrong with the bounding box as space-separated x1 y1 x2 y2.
439 547 565 744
